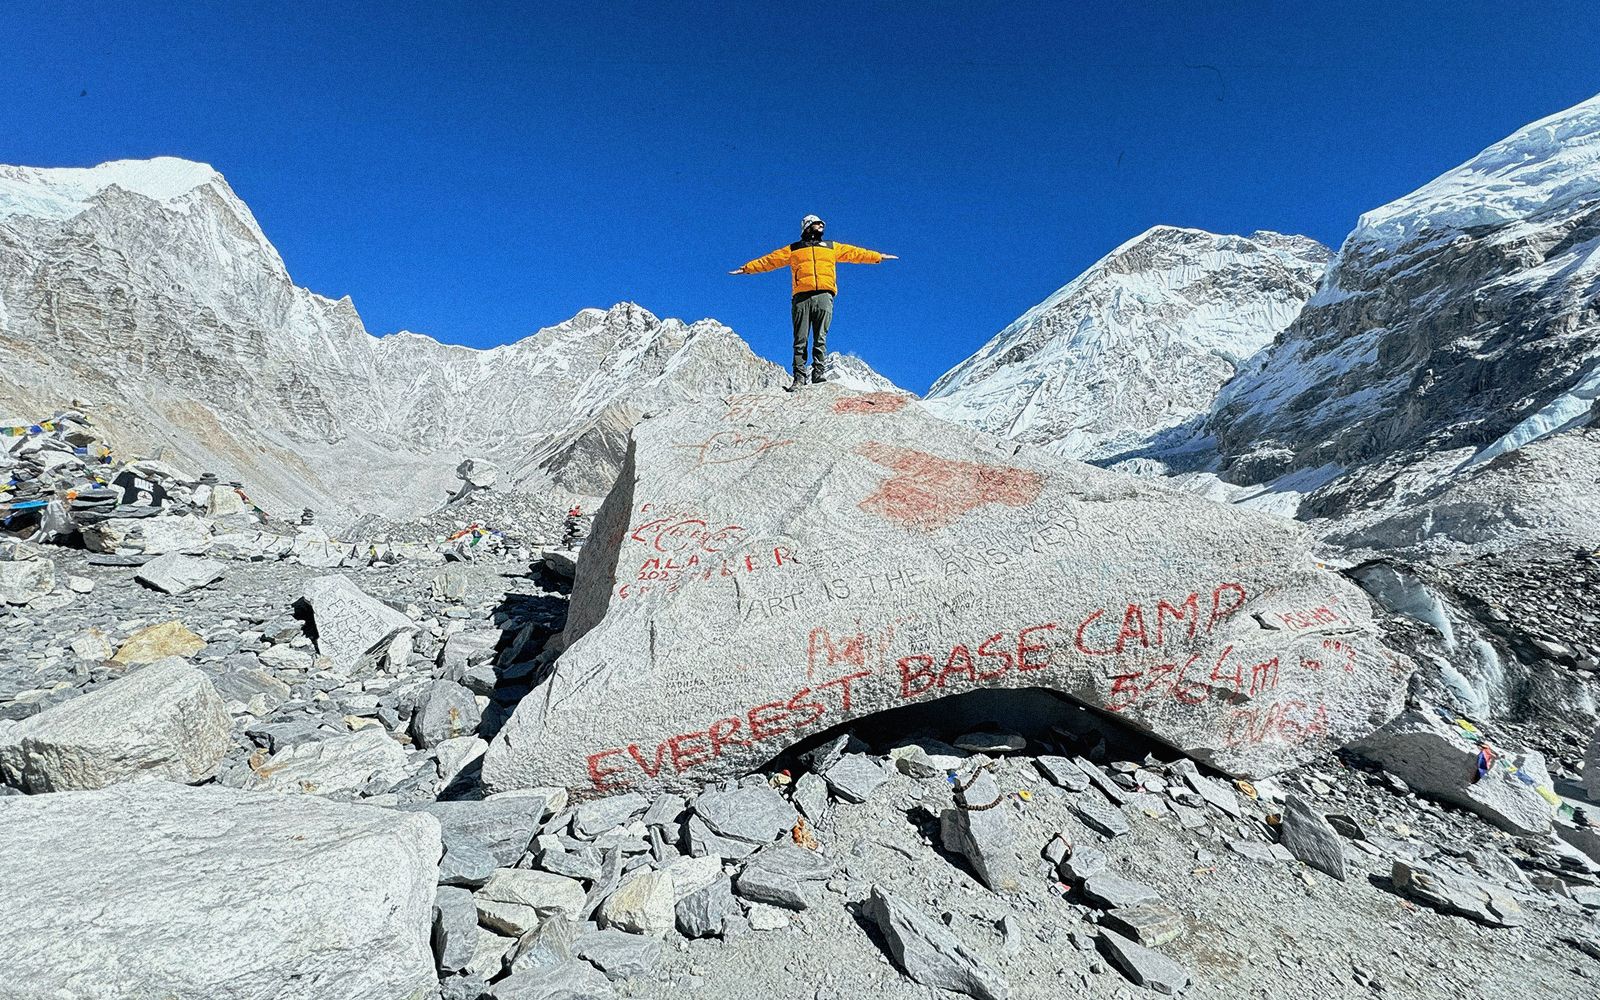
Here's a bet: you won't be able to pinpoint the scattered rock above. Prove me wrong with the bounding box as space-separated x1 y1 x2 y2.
112 619 205 664
1278 793 1348 880
1352 708 1557 835
411 679 483 748
0 781 440 997
573 926 661 980
676 875 740 938
1098 928 1190 995
476 868 588 936
300 574 416 674
0 557 54 605
434 886 479 974
1080 872 1163 909
693 784 797 843
941 765 1019 891
0 658 231 792
734 844 831 909
1390 860 1524 927
1073 792 1131 838
1101 904 1186 947
824 753 891 803
1035 755 1090 792
134 552 224 594
864 884 1008 1000
240 727 407 797
597 869 676 937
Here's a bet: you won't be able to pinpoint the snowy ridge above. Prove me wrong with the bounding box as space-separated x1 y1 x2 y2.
0 158 223 221
0 157 783 525
922 226 1328 459
1352 94 1600 248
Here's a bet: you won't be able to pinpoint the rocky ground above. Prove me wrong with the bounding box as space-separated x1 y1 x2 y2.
3 536 1598 999
3 414 1599 1000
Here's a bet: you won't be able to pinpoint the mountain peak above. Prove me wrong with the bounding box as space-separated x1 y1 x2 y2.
0 157 225 222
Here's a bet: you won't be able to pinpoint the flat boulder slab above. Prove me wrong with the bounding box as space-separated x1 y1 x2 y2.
864 884 1008 1000
134 552 225 595
1584 725 1599 801
1351 708 1558 835
0 658 231 793
301 575 416 675
0 781 440 999
239 727 407 798
483 385 1411 796
113 620 206 664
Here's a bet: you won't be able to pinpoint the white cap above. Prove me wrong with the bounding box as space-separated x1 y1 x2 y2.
801 214 824 229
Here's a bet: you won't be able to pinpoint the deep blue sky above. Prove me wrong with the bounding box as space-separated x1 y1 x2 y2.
5 3 1598 392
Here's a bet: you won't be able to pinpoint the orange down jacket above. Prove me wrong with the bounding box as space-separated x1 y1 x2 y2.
740 239 886 296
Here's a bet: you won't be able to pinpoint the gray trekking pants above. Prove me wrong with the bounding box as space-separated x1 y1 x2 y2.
791 291 834 382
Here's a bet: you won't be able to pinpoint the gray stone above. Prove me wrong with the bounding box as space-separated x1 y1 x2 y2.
467 928 516 980
734 844 830 909
792 771 831 824
1081 872 1162 909
1101 904 1185 947
824 753 891 803
0 658 231 793
1075 758 1133 805
940 767 1018 891
1098 928 1190 995
84 514 213 556
573 926 661 980
802 732 869 773
434 886 479 973
421 794 553 865
574 791 648 838
134 552 224 594
208 666 290 716
441 630 499 692
1072 793 1131 838
505 917 576 975
1036 755 1090 792
0 781 440 998
1353 708 1557 834
685 814 761 860
476 868 588 936
659 853 723 901
693 783 798 842
1229 839 1278 863
1279 793 1348 880
440 843 497 887
1058 846 1108 881
0 558 54 605
1170 760 1242 817
596 869 675 937
641 792 685 826
239 727 407 797
301 574 416 674
480 387 1410 795
410 679 482 749
540 846 603 882
1390 860 1524 927
676 875 740 938
491 959 614 1000
864 884 1008 1000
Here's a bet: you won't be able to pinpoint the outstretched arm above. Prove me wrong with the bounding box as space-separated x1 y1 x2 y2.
834 242 898 264
729 246 792 275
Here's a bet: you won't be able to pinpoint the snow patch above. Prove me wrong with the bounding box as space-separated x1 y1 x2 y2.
1463 360 1600 468
0 158 222 221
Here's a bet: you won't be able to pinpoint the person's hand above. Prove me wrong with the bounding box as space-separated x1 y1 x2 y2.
728 268 745 275
883 254 899 260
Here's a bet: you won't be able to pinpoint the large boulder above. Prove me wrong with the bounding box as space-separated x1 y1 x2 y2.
301 575 416 674
83 514 214 555
1351 707 1558 835
0 781 441 998
482 385 1411 795
0 556 54 605
0 658 231 793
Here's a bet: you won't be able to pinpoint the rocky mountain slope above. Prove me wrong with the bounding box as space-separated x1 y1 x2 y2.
921 227 1329 460
0 159 786 526
1208 93 1600 538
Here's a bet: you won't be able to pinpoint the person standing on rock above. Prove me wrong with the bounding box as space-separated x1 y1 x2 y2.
730 215 897 390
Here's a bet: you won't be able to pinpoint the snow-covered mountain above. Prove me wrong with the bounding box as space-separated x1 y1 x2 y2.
0 159 784 525
921 226 1329 459
1209 93 1600 528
